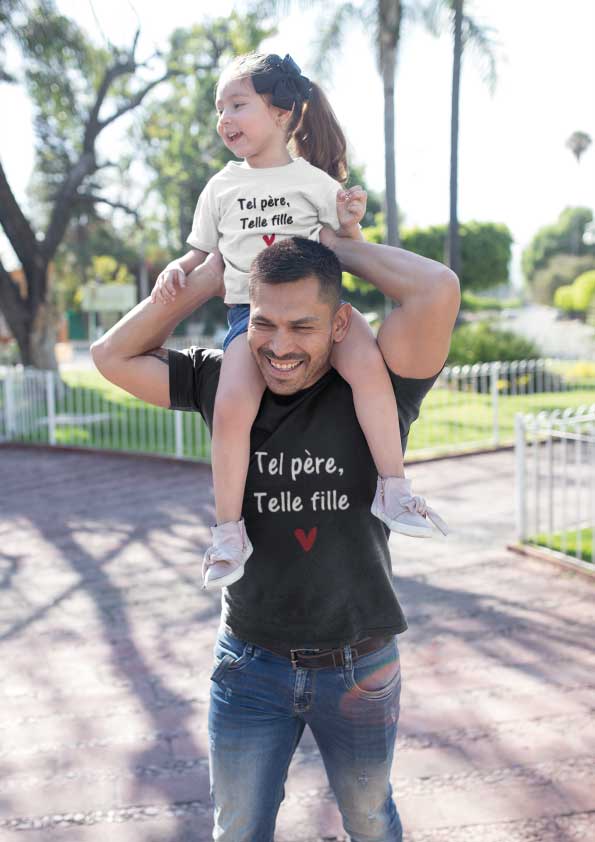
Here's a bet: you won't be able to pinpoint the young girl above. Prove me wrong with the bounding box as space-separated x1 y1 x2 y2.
152 52 447 590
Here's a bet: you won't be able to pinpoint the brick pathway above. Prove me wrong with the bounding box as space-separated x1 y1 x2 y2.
0 445 593 841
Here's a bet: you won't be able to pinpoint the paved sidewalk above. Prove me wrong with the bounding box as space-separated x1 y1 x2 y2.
0 446 593 841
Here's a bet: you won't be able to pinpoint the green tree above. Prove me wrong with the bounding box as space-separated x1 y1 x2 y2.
423 0 498 278
522 207 595 286
54 216 142 312
0 0 183 368
566 130 592 164
343 218 510 314
140 13 274 252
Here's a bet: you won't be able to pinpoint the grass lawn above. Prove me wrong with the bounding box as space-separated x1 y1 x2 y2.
407 384 595 455
532 528 593 564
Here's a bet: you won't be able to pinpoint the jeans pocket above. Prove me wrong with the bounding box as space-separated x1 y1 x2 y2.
343 639 401 700
210 637 255 684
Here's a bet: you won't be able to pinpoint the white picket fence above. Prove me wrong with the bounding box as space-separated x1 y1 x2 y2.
515 405 595 563
1 358 594 462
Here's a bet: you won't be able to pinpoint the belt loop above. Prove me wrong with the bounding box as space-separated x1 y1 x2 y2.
343 643 353 670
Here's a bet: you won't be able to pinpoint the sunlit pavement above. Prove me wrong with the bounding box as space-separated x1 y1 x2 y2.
0 445 593 841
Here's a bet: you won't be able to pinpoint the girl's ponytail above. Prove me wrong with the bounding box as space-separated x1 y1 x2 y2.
288 82 348 184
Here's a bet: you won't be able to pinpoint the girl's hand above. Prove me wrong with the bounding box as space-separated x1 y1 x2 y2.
336 185 367 238
150 260 187 305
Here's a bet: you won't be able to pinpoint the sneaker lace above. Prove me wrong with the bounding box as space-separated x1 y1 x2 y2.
399 494 449 536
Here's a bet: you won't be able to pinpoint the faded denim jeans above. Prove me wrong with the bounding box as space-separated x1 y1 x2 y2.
208 626 403 841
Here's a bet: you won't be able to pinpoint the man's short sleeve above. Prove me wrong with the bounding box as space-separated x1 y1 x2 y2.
390 368 442 453
186 180 219 253
168 347 221 429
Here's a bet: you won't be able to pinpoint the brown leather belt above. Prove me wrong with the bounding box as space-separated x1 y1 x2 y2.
260 634 393 670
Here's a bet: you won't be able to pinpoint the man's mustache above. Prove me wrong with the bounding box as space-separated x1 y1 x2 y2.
261 351 306 363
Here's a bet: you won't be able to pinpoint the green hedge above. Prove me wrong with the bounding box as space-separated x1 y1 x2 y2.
447 322 541 366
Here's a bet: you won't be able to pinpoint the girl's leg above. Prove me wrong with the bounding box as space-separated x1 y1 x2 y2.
331 309 447 538
202 334 266 589
330 308 404 478
212 333 266 525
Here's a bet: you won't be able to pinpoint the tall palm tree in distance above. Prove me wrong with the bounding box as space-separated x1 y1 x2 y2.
424 0 497 278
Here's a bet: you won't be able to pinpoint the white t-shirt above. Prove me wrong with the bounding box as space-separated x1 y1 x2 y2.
186 157 342 304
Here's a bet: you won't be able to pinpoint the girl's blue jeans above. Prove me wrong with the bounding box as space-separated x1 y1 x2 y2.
208 626 403 841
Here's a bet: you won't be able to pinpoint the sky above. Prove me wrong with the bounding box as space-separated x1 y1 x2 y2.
1 0 594 286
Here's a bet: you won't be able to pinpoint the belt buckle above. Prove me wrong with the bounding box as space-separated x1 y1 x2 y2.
290 647 320 670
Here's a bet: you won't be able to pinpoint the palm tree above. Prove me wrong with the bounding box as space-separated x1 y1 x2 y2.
566 131 592 164
423 0 497 278
267 1 406 249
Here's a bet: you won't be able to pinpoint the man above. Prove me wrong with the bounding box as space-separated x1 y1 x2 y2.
91 228 459 841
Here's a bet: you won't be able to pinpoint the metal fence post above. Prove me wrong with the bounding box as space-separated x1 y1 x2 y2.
491 361 500 446
515 412 527 541
45 369 56 445
4 369 16 439
175 410 184 458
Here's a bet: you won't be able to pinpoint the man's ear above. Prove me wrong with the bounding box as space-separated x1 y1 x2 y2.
332 302 352 343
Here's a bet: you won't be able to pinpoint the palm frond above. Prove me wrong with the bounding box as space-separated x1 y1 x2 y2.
462 15 500 95
309 2 360 81
417 0 449 37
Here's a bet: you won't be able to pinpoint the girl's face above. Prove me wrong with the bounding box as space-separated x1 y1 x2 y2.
215 76 290 166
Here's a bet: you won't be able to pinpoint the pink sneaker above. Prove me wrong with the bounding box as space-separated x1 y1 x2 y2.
202 519 253 590
371 476 449 538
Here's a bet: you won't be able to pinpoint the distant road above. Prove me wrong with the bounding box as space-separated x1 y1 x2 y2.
494 304 595 359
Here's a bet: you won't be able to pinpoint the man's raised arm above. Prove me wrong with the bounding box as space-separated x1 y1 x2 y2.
90 251 225 407
323 232 460 379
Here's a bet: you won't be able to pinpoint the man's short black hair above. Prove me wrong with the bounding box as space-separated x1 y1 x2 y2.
249 237 342 310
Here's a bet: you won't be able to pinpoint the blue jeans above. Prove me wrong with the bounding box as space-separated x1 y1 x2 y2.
208 627 403 841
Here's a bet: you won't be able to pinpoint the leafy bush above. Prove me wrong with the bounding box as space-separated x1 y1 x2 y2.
446 324 564 393
447 322 541 366
553 269 595 317
573 270 595 311
553 284 576 313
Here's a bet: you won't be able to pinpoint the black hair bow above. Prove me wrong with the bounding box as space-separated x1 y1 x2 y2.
252 53 312 111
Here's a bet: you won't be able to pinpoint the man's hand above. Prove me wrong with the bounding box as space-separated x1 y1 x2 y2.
336 185 367 240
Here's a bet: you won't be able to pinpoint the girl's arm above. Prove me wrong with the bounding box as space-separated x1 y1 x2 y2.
91 251 225 407
151 248 210 304
321 229 460 379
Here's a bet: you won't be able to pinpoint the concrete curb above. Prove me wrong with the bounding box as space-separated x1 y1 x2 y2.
507 541 595 579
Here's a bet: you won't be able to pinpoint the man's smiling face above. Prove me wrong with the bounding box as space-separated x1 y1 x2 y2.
248 275 351 395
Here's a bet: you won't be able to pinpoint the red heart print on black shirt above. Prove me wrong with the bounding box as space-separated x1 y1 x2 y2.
294 527 318 552
263 234 276 247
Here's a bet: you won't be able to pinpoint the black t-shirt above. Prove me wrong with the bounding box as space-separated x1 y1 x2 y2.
169 347 440 648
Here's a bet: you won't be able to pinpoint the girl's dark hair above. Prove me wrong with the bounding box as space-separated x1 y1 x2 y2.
249 237 342 310
218 53 348 183
287 81 348 183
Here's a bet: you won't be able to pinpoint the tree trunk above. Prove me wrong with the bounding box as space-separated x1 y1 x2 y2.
447 0 463 279
382 48 399 250
29 299 59 369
